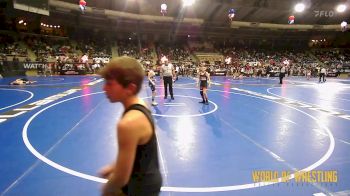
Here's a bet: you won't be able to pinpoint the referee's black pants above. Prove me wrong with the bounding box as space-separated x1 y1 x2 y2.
319 73 326 82
279 72 285 84
163 76 173 98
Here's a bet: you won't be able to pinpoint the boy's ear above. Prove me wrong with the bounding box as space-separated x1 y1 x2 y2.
126 83 138 95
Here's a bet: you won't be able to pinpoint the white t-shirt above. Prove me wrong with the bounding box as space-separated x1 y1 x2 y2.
81 55 88 63
161 63 174 77
321 68 326 74
280 66 286 73
92 63 100 69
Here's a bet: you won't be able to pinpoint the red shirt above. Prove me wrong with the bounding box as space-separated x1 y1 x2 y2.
79 0 86 6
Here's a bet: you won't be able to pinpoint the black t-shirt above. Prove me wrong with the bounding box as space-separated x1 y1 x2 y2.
122 104 162 195
199 72 208 82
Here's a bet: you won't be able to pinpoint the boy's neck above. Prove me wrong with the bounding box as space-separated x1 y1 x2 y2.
122 96 142 109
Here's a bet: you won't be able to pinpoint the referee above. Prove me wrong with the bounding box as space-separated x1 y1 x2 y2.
279 64 286 84
161 59 175 100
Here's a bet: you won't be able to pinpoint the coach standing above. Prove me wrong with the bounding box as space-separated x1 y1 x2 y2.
161 59 175 100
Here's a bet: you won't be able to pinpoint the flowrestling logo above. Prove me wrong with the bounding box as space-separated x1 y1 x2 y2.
314 10 335 17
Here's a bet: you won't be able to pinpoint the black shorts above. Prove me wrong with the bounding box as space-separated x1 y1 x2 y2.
200 81 208 89
149 81 155 91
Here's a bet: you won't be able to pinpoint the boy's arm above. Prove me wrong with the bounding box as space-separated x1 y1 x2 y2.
103 119 139 194
148 72 155 85
207 72 211 87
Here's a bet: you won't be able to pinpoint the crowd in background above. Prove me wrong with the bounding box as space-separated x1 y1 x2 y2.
0 33 349 78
